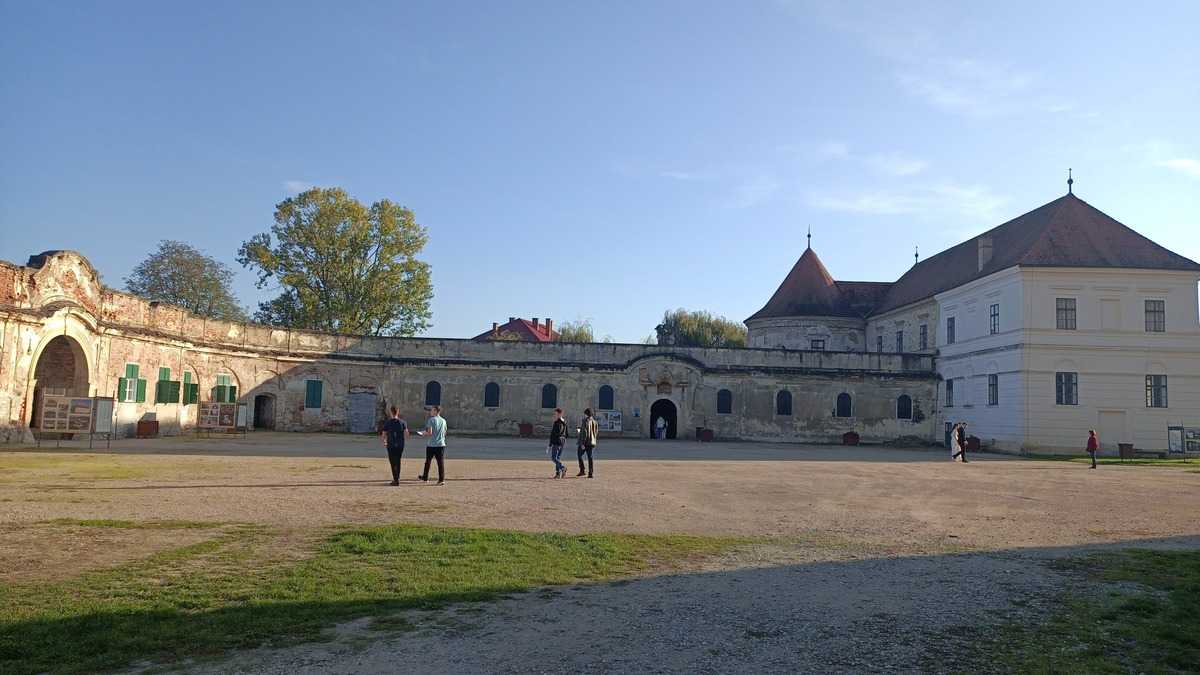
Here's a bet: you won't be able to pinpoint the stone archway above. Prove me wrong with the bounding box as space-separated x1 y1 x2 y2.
28 335 91 428
649 398 678 439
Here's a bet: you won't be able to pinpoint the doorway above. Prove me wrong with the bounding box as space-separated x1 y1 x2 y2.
29 335 90 428
254 394 276 430
1097 410 1126 453
649 399 678 439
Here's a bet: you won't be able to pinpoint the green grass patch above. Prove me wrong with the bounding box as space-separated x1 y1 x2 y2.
0 524 741 674
1022 453 1200 467
0 453 151 481
975 549 1200 673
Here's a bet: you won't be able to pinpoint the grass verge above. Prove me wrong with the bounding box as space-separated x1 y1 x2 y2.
0 522 741 674
975 549 1199 673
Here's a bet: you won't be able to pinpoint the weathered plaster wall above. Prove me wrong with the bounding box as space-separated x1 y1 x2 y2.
1 252 940 445
745 316 865 351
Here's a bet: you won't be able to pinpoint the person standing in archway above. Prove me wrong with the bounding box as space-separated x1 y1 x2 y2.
415 405 448 486
379 406 409 486
655 415 667 440
576 408 598 478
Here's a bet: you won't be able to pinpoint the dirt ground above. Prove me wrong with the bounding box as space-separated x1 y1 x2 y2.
3 433 1198 565
4 434 1199 673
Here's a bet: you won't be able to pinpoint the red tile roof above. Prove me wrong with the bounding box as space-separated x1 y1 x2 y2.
749 194 1200 321
473 318 559 342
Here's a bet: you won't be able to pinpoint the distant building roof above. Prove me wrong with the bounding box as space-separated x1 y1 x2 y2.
473 316 559 342
873 194 1200 314
749 193 1200 322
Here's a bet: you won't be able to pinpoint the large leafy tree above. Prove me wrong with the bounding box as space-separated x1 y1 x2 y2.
556 318 613 343
124 240 247 321
654 309 747 348
237 188 433 336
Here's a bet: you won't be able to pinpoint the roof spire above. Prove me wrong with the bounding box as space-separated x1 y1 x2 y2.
806 225 811 250
914 245 919 266
1067 167 1073 195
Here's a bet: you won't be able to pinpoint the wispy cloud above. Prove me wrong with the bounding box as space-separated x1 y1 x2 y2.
1157 158 1200 179
864 153 928 177
282 180 314 193
658 169 713 182
727 174 780 208
896 58 1036 118
806 182 1008 223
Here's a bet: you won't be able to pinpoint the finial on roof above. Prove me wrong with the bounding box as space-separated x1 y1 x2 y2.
806 225 811 250
1067 168 1073 195
914 245 919 265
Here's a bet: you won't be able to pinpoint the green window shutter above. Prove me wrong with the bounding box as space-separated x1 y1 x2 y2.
168 381 181 403
159 367 171 381
117 377 127 402
135 379 147 403
305 380 322 408
228 386 237 402
213 385 227 402
183 372 192 386
125 364 139 379
184 383 199 405
155 381 167 404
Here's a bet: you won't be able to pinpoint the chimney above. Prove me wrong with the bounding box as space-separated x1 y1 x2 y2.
977 236 994 272
545 318 553 334
508 316 516 323
491 321 499 334
532 317 540 331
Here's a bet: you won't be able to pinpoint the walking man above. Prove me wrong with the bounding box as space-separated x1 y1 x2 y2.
415 405 448 485
1086 429 1099 469
379 406 409 485
549 408 568 478
576 407 598 478
951 422 969 463
655 415 667 440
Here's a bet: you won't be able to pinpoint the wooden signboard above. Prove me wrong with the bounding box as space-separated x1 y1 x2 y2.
197 402 248 436
39 395 94 433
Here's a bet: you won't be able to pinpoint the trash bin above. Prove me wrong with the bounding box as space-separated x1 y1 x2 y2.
136 420 159 438
842 431 860 446
518 423 533 438
1118 443 1134 461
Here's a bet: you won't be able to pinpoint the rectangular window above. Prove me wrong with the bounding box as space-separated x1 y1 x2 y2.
1145 375 1168 408
809 339 825 351
305 379 323 409
945 379 954 406
876 335 883 353
1145 300 1165 332
946 317 956 345
1056 298 1077 330
182 372 199 405
117 364 145 403
987 374 998 406
154 366 180 404
919 324 928 350
213 374 236 403
989 304 999 335
895 331 903 353
1055 372 1078 405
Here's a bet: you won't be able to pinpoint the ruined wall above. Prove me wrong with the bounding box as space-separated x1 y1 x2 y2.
745 316 866 352
1 251 940 444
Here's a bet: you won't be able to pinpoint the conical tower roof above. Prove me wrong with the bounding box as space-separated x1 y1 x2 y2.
746 247 849 321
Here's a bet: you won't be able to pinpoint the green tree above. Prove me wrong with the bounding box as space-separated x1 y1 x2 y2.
555 319 614 343
237 187 433 336
124 240 247 321
654 309 747 348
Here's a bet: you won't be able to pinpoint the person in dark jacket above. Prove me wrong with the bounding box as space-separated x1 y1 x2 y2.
1086 429 1099 469
548 408 568 478
577 408 598 478
379 406 409 485
952 422 969 463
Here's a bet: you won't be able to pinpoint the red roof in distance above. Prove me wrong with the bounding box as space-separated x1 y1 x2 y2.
473 317 560 342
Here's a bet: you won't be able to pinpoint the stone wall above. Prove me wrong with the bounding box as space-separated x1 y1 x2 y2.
1 251 941 445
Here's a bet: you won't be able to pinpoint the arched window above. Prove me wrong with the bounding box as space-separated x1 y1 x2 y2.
836 392 853 418
897 394 913 420
424 381 441 406
717 389 733 414
541 383 558 408
483 382 500 408
776 390 792 416
598 385 614 410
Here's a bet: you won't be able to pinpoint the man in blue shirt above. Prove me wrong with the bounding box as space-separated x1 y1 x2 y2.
415 405 448 485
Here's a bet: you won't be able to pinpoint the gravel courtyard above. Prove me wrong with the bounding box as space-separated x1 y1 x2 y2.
3 433 1198 673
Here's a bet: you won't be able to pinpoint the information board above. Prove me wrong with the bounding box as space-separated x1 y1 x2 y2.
198 402 240 430
1167 426 1199 454
93 398 115 434
595 410 623 432
40 395 95 432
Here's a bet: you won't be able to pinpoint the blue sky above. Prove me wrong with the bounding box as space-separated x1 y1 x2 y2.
2 0 1198 341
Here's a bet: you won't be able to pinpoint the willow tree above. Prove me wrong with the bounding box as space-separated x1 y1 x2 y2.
237 187 432 336
653 309 746 348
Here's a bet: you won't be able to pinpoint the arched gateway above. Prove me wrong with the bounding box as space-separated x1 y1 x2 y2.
27 334 91 429
649 398 678 439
